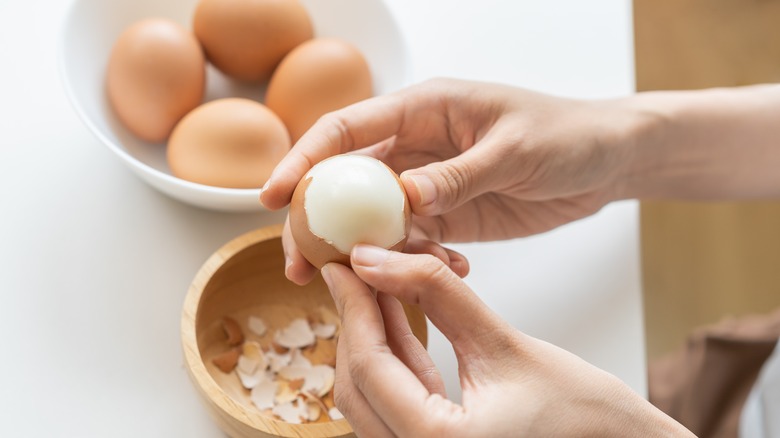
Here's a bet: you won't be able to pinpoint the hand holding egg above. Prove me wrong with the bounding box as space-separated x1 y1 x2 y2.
262 79 634 285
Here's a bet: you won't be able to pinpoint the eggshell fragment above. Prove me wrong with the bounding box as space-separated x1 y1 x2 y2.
274 318 316 349
266 350 293 373
272 398 307 424
193 0 313 81
237 355 259 375
278 365 310 381
301 390 328 415
311 323 337 339
237 341 268 375
317 306 341 328
306 399 322 422
236 367 266 389
288 378 305 392
290 155 411 269
250 380 278 411
211 347 241 373
278 363 334 397
242 341 266 362
308 365 336 397
275 380 301 405
270 342 289 354
167 98 290 188
248 316 267 337
221 317 244 346
289 348 312 368
265 38 373 142
215 311 345 424
106 18 205 143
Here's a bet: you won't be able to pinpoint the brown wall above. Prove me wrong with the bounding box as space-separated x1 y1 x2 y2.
634 0 780 360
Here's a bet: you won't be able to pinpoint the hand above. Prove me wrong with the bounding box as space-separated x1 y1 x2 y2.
261 78 641 284
321 245 694 437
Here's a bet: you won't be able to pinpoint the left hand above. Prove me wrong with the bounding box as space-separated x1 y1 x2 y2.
262 79 640 285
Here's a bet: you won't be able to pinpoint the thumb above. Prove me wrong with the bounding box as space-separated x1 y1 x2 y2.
350 244 511 355
400 141 506 216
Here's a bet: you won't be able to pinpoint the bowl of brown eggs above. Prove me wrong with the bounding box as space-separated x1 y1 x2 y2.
58 0 410 211
182 224 427 437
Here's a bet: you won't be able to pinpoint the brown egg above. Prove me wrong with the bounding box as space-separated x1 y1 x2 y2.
193 0 313 82
265 38 373 143
167 98 290 188
106 18 205 143
289 155 411 269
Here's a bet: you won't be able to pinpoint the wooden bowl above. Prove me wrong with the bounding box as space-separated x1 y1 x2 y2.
181 224 428 437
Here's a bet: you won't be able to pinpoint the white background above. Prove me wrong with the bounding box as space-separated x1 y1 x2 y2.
0 0 642 436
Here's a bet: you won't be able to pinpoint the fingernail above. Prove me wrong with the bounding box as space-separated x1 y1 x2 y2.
258 180 271 207
403 174 437 207
321 264 335 293
450 258 469 278
284 257 293 278
352 245 390 267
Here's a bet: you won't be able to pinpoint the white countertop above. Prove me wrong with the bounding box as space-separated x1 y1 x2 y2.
0 0 642 436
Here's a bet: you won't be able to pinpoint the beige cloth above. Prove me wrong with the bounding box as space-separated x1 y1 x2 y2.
649 308 780 438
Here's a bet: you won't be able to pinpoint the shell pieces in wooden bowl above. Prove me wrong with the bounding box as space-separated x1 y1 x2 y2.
181 224 428 438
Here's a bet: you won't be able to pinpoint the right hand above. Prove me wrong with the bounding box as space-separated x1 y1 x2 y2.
261 78 642 284
321 245 694 437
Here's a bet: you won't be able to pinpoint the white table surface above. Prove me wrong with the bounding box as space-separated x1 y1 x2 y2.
0 0 643 436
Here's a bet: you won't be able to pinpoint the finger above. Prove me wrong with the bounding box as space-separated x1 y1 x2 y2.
321 263 440 436
377 291 447 397
260 93 408 210
400 133 512 217
348 136 396 163
281 215 317 285
333 323 394 438
404 239 470 278
350 245 508 354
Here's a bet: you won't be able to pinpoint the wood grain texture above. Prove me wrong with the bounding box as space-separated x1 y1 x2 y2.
181 224 428 437
634 0 780 360
635 0 780 91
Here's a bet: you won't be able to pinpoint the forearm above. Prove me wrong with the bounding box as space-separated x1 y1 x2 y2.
619 84 780 200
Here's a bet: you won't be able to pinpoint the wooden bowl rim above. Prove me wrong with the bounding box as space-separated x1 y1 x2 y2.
181 224 353 436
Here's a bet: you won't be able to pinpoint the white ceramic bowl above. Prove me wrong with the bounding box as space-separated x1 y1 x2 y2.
58 0 410 212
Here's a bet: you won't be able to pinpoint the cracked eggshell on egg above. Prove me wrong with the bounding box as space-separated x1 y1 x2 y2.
289 155 411 269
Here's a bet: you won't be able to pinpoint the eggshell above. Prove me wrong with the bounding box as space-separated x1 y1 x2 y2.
265 38 373 143
167 98 290 189
289 156 411 269
193 0 313 82
106 18 205 143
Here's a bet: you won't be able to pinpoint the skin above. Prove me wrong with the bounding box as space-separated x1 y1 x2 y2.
322 247 691 437
260 78 780 436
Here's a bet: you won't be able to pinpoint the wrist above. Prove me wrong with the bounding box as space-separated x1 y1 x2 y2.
616 389 695 437
613 84 780 200
586 378 694 437
609 93 673 200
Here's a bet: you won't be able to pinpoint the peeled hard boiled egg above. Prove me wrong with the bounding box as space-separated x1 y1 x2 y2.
106 18 206 143
289 155 411 269
167 98 290 189
193 0 313 82
265 38 373 142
